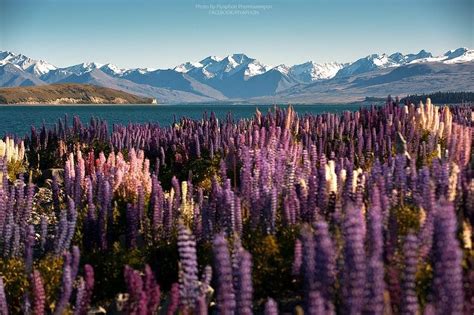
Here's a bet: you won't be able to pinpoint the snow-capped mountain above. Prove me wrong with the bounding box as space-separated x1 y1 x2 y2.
177 54 270 80
100 63 126 76
0 51 57 76
174 61 204 73
62 62 104 75
335 50 439 77
410 47 473 64
288 61 345 82
0 48 472 102
391 50 432 64
335 53 399 77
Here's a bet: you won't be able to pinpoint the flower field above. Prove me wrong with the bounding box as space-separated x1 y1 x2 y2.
0 98 472 314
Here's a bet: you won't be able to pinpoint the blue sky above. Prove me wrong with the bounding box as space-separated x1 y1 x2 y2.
0 0 472 68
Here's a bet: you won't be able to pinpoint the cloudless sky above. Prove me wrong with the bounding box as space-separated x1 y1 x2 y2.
0 0 472 69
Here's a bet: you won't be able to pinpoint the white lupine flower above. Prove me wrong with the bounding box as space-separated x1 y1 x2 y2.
436 144 442 159
447 163 460 201
180 181 194 222
463 221 472 250
351 168 363 193
325 160 338 193
0 137 25 163
339 169 347 187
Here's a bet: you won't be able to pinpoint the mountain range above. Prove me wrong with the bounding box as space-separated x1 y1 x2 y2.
0 48 472 103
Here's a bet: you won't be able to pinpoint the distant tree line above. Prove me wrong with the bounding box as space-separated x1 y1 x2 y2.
400 91 474 105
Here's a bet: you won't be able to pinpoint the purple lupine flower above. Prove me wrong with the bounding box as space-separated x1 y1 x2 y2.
0 276 8 315
55 212 68 255
143 265 160 314
292 239 302 276
171 176 181 206
31 270 45 315
0 188 6 234
400 234 419 315
307 291 326 315
163 198 173 238
124 265 144 314
74 278 86 315
177 223 200 307
269 186 278 234
126 203 138 248
212 233 236 314
3 214 13 257
223 187 236 234
11 223 21 257
300 224 317 310
314 219 336 303
84 177 97 249
98 180 111 250
342 201 366 315
264 298 278 315
74 264 94 315
54 259 73 315
151 175 163 237
70 246 80 281
418 174 435 260
137 291 148 315
363 184 385 314
24 225 35 273
64 197 77 251
235 249 253 315
423 304 435 315
234 196 243 235
194 295 208 315
166 283 180 315
432 199 464 314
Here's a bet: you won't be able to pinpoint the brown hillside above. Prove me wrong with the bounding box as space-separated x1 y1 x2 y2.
0 83 154 104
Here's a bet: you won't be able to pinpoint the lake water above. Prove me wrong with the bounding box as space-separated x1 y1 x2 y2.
0 104 368 137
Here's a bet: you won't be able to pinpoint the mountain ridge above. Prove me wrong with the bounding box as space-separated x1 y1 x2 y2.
0 48 472 103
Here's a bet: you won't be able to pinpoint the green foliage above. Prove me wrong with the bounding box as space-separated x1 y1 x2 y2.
82 242 147 303
6 160 27 180
0 258 28 313
416 262 433 308
241 225 300 311
158 150 221 192
0 255 64 314
394 204 422 238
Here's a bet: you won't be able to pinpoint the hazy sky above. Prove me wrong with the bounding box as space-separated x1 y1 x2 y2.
0 0 472 69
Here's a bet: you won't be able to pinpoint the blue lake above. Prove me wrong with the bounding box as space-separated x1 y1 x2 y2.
0 104 370 137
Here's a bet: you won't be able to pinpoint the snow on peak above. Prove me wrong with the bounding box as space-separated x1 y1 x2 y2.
409 47 473 64
64 62 103 75
336 50 436 77
100 63 126 75
0 50 57 75
199 55 223 66
272 64 291 75
244 60 270 78
289 61 345 82
174 62 203 73
442 47 473 63
181 53 269 79
444 47 468 58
